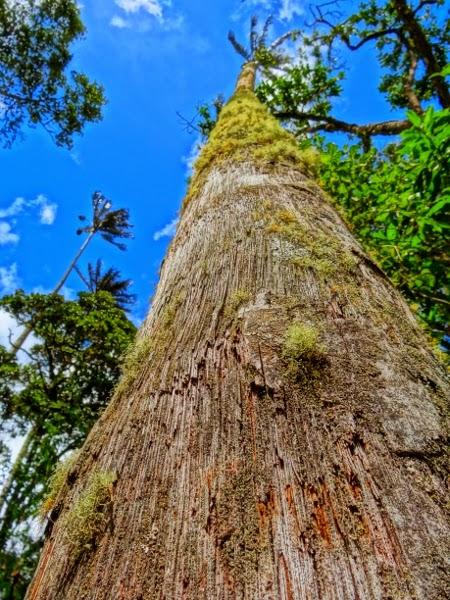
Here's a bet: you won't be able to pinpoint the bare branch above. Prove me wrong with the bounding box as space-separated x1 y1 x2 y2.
176 111 202 135
269 30 300 51
340 27 401 51
274 109 410 138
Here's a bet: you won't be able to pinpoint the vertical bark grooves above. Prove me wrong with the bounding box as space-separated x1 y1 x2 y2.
27 113 449 598
235 61 257 92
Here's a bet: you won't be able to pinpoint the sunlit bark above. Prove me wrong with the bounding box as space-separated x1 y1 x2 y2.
27 64 449 600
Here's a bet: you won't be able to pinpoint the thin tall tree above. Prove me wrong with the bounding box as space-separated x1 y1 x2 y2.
10 191 132 355
75 260 136 311
27 28 449 600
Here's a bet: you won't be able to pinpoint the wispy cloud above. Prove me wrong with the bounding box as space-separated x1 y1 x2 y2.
233 0 303 22
0 263 19 294
0 222 19 245
153 218 178 241
110 14 130 28
182 136 203 177
279 0 304 21
0 197 26 219
0 194 58 245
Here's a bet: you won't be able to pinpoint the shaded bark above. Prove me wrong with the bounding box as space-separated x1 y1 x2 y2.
27 68 449 600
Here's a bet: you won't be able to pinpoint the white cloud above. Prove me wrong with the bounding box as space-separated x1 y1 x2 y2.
0 307 39 363
115 0 163 18
0 263 19 294
0 197 26 218
279 0 303 21
0 308 19 347
182 136 203 177
39 201 57 225
153 218 178 241
32 284 75 300
0 194 57 240
110 14 130 28
0 222 19 245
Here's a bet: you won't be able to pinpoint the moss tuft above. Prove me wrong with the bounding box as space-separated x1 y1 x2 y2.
39 451 80 520
282 322 325 364
115 335 154 395
225 289 251 319
116 293 184 393
62 470 116 558
183 90 318 209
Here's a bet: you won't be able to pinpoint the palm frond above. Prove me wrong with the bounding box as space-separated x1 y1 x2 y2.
228 31 251 60
79 260 136 310
250 15 258 54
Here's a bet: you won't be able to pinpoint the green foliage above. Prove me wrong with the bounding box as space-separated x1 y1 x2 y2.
1 291 136 430
62 470 116 558
0 291 135 598
315 0 450 109
0 0 105 148
256 57 343 136
320 107 450 340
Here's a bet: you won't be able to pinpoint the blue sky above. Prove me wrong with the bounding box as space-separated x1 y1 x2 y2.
0 0 400 334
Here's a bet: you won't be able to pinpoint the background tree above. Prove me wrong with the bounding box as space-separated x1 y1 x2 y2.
320 104 450 343
0 0 105 148
75 260 136 312
27 23 449 598
11 191 133 355
0 290 136 600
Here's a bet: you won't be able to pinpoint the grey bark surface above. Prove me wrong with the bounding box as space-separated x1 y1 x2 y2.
27 159 449 599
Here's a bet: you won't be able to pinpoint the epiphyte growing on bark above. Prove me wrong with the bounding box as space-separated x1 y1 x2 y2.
184 90 319 209
282 322 325 367
62 470 116 559
225 289 252 320
39 450 80 520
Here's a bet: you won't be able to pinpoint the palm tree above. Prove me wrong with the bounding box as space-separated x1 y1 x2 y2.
75 260 136 311
10 192 132 355
28 24 449 600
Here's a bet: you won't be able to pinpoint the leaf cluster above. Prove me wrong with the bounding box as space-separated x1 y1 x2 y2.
0 290 136 597
320 106 450 340
0 0 105 147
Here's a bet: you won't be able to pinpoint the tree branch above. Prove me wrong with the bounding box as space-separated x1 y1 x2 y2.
393 0 450 108
404 50 423 113
340 28 401 51
274 109 410 138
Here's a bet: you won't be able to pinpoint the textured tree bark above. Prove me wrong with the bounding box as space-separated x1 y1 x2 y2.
27 65 449 600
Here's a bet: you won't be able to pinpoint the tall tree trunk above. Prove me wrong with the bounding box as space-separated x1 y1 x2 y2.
27 63 449 600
